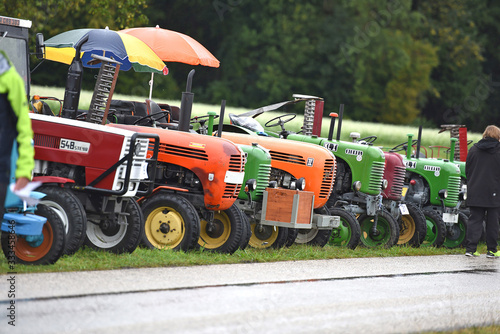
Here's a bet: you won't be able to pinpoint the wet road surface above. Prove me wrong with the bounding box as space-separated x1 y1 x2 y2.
1 255 499 333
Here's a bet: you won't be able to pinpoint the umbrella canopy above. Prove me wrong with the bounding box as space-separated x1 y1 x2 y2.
120 26 220 68
44 28 168 74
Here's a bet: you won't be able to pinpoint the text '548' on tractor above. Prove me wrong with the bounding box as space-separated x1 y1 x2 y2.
29 33 160 255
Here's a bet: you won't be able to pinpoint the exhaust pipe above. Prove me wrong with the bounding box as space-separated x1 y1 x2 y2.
178 69 195 132
61 35 87 119
336 104 344 141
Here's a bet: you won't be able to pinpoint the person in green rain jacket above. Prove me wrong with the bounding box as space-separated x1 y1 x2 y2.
0 51 34 214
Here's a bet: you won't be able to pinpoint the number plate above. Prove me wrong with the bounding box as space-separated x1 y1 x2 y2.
59 139 90 153
442 213 458 224
399 203 409 215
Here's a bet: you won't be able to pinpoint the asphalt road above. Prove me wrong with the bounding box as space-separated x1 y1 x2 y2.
1 255 499 333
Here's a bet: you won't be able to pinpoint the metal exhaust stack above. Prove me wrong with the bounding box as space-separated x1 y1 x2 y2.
217 100 226 137
327 113 338 141
61 36 88 119
336 104 344 141
416 125 423 159
178 69 195 132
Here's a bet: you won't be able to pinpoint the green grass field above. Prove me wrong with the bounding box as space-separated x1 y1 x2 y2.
32 85 482 158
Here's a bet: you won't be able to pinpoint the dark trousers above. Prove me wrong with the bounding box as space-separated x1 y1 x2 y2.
466 206 500 252
0 182 7 217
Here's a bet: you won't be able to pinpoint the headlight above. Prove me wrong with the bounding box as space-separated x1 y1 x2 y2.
459 191 467 201
352 181 362 192
438 189 448 199
381 179 388 190
296 177 306 191
245 179 257 192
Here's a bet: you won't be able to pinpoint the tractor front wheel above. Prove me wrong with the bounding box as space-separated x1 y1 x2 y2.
397 203 427 247
85 199 143 254
421 208 446 247
248 224 288 249
358 210 399 248
443 212 468 249
328 208 360 249
141 194 200 251
198 204 244 254
1 204 66 265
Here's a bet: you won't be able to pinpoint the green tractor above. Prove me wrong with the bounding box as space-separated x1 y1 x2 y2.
390 133 467 248
226 97 402 248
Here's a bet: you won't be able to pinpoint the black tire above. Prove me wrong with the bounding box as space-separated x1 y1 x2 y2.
328 208 360 249
397 202 427 247
1 204 66 265
84 199 143 254
443 211 468 249
421 208 446 247
295 229 332 247
140 193 200 251
285 228 299 247
198 204 243 254
248 224 288 249
239 211 252 250
38 186 87 256
358 209 400 248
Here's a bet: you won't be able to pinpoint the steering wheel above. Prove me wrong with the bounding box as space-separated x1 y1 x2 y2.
358 135 377 144
265 113 296 128
389 140 418 153
133 111 171 126
190 114 219 124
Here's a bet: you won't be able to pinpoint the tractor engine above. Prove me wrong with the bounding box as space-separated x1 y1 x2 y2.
154 163 203 192
404 174 430 206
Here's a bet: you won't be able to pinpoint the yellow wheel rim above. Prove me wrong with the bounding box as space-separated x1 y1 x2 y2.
198 211 231 249
145 206 185 249
248 223 279 249
398 215 416 245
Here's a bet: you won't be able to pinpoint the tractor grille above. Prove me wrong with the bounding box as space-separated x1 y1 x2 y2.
444 176 461 206
223 153 245 199
320 158 335 199
256 163 272 198
269 151 306 165
228 154 245 172
158 143 208 160
223 183 242 199
34 134 60 149
368 161 385 193
387 165 406 199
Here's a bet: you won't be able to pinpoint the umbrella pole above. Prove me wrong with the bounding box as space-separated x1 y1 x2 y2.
149 72 154 100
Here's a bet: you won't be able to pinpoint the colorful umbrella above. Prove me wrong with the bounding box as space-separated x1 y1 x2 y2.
120 26 220 67
44 28 168 74
119 26 219 99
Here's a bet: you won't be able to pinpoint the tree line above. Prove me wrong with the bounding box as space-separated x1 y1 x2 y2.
3 0 499 131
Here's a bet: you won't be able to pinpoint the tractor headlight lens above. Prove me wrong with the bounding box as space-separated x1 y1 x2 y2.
296 177 306 191
352 181 362 192
245 179 257 192
438 189 448 199
459 191 467 201
381 179 388 190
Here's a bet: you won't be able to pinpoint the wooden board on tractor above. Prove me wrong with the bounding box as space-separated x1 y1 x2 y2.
261 188 314 228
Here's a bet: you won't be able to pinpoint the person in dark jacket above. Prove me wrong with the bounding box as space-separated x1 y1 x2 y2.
465 125 500 258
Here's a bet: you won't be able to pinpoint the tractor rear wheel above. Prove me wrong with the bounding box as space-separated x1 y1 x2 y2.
85 199 143 254
141 193 200 251
358 209 400 248
443 212 468 249
328 208 360 249
421 208 446 247
248 224 288 249
397 203 427 247
38 186 87 255
198 204 243 254
1 204 66 265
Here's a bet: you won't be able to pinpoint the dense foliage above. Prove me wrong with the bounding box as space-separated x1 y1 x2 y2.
2 0 499 131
